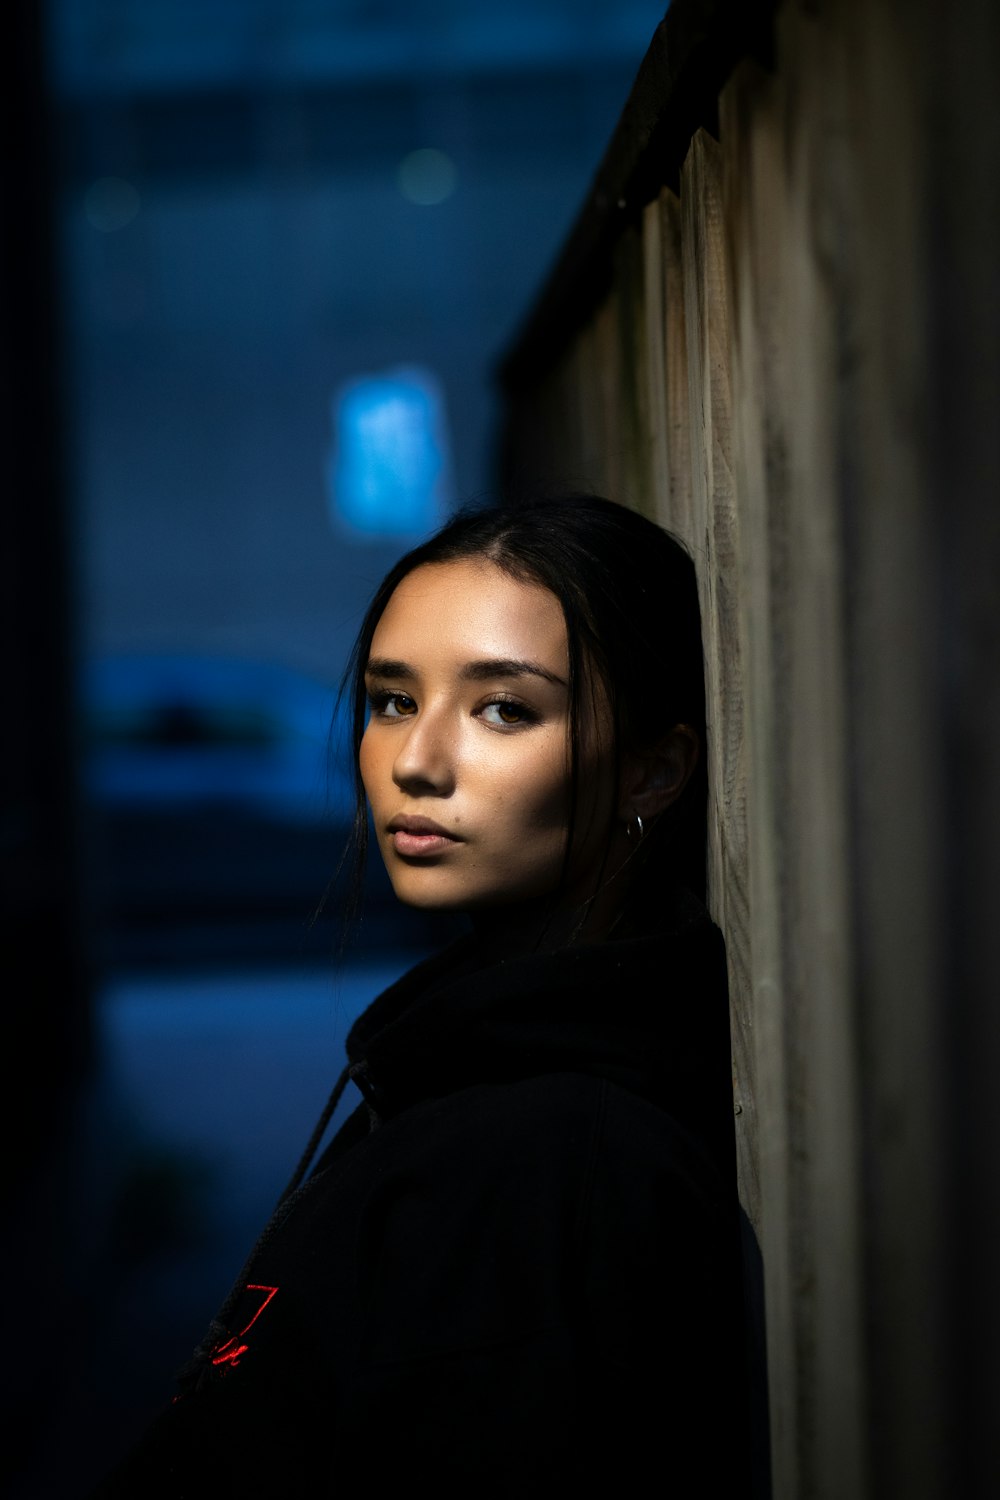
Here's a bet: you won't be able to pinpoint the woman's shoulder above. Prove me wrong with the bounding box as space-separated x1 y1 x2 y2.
348 1065 729 1231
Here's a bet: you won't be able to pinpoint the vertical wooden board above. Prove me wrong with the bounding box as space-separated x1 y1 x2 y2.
722 41 804 1500
612 225 652 517
589 307 615 497
722 60 788 1252
724 3 971 1495
594 291 622 501
726 34 885 1495
659 189 695 548
553 341 586 489
510 376 546 491
679 140 765 1500
680 129 750 1176
722 54 801 1500
832 3 950 1495
599 286 622 502
555 340 596 495
498 3 1000 1496
505 341 577 495
536 337 608 501
765 10 869 1496
920 2 1000 1482
572 313 607 491
559 345 593 490
681 125 748 897
558 356 584 483
642 196 671 525
724 6 887 1486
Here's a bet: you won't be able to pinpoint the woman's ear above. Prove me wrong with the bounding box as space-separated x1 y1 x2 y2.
619 724 700 825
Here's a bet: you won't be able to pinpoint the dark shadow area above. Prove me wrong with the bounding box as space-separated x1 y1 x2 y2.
6 3 670 1495
739 1205 773 1500
11 954 444 1498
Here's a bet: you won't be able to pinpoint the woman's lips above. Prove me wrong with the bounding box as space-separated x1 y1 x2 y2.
387 818 462 858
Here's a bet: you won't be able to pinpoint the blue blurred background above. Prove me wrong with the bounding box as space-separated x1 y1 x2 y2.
11 2 668 1493
57 0 668 973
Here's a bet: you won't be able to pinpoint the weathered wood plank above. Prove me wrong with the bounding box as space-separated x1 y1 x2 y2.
830 4 950 1495
496 0 778 398
723 25 871 1492
680 129 753 1219
498 4 1000 1498
653 188 695 547
641 196 670 528
918 1 1000 1488
720 53 803 1500
612 226 652 518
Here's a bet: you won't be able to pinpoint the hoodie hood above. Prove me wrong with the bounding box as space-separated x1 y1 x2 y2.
174 883 735 1399
345 884 734 1178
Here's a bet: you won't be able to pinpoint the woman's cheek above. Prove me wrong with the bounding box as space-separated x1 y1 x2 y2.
521 741 575 830
358 730 385 809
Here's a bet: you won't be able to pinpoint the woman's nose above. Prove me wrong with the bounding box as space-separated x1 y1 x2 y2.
391 708 456 796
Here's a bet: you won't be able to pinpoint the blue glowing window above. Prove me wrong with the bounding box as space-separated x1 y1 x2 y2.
326 367 452 539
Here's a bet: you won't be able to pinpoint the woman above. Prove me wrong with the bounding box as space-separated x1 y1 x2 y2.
92 494 749 1495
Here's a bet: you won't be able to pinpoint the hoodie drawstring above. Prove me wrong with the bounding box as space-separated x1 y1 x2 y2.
176 1056 359 1394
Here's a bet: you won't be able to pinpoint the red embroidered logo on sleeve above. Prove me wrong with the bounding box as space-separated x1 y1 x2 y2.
210 1284 279 1371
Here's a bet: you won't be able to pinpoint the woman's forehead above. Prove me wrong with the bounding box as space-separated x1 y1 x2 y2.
370 559 569 674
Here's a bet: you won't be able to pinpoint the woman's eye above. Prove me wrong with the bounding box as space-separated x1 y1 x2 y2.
479 698 536 729
369 690 417 718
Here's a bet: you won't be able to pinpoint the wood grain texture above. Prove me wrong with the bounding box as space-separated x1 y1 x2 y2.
679 129 754 1218
722 24 872 1491
613 226 652 518
721 55 804 1498
498 2 1000 1496
641 196 669 527
496 0 779 396
658 189 696 546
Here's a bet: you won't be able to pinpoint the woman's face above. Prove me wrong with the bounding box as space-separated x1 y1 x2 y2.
359 558 616 915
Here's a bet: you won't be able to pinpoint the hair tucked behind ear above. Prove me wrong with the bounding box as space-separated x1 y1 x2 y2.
328 492 708 939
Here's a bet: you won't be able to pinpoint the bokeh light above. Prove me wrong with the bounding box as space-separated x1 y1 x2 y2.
397 147 457 206
84 175 141 232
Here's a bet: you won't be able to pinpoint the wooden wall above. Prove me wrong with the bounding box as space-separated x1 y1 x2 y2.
498 2 1000 1496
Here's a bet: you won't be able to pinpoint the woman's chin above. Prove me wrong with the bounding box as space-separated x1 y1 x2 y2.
392 889 468 913
386 871 471 912
388 878 549 918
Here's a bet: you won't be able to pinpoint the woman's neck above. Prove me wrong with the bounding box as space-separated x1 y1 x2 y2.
467 853 637 963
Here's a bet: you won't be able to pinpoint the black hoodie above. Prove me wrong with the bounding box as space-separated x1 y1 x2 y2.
91 887 749 1496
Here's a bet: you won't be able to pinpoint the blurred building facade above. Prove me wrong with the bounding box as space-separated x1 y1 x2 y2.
47 0 670 973
53 0 667 683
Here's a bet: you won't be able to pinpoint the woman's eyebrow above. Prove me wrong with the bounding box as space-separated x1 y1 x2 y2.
461 657 567 688
365 657 415 680
365 655 567 688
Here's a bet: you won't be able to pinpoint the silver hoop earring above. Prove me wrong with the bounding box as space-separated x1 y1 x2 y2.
624 812 645 842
